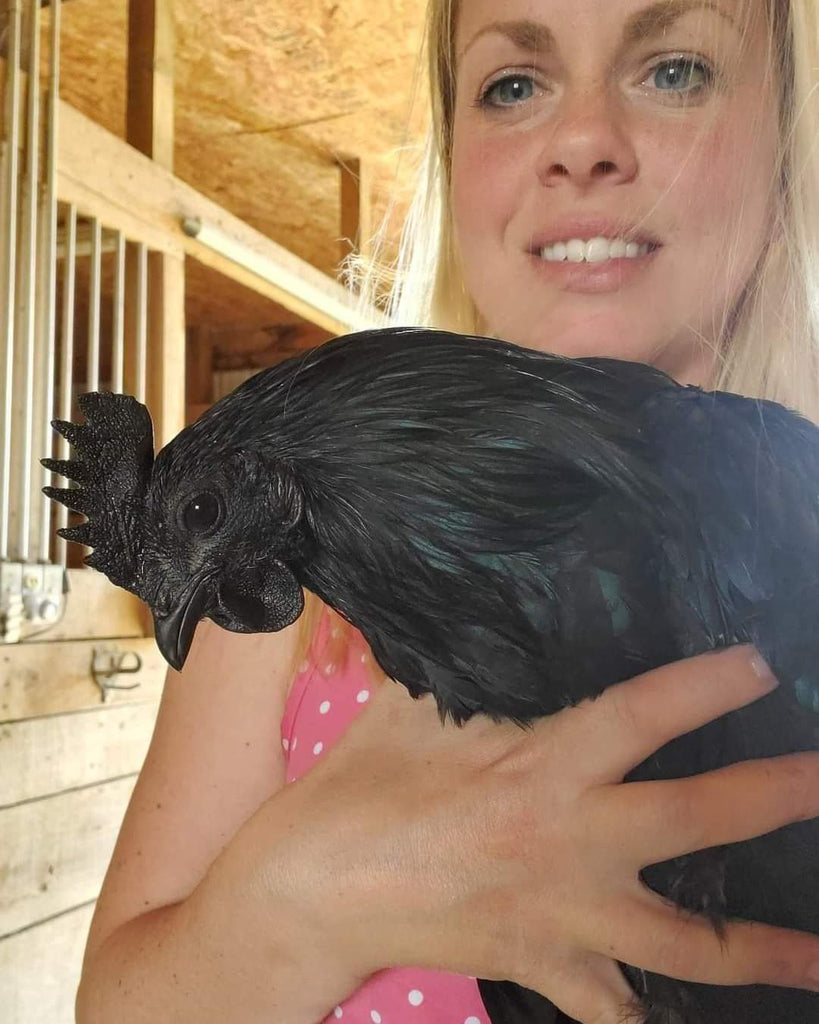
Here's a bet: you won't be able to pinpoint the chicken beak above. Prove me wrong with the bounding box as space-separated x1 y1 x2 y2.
152 574 213 671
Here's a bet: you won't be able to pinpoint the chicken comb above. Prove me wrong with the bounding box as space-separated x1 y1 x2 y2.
42 391 155 596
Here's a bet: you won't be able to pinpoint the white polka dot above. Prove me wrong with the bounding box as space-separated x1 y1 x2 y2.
331 626 342 639
408 988 424 1006
299 659 310 674
370 1012 382 1024
356 689 370 703
333 1008 343 1019
291 737 298 751
319 700 331 714
465 1017 482 1024
360 651 369 663
324 663 336 675
313 741 324 756
281 737 289 751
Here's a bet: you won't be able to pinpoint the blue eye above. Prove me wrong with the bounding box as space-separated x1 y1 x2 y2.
481 74 536 108
651 57 712 94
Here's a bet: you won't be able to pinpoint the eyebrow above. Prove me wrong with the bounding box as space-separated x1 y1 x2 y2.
457 1 737 62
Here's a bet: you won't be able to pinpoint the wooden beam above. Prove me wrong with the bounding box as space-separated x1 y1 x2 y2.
146 249 185 446
127 0 174 169
339 157 372 267
54 100 368 333
0 57 373 334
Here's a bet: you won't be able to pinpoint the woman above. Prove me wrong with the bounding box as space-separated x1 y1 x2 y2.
76 0 819 1022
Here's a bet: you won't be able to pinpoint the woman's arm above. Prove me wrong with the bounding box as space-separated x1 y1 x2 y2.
77 634 819 1024
77 615 364 1023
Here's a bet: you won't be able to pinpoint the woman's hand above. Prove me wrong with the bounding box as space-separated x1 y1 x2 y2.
277 645 819 1024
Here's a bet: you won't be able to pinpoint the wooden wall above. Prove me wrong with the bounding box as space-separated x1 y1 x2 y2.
0 3 373 1018
0 572 166 1022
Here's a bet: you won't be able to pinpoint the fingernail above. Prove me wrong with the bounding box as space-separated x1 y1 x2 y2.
749 650 778 691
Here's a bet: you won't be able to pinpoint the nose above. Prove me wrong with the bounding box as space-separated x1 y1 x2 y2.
535 83 638 189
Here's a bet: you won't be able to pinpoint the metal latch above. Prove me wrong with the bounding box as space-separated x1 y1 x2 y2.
91 645 143 703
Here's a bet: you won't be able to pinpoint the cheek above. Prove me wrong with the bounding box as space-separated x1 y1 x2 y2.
646 115 776 282
451 123 529 251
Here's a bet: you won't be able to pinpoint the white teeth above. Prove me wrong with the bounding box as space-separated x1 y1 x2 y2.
539 236 651 263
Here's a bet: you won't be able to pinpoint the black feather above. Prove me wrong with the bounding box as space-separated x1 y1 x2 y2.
44 327 819 1023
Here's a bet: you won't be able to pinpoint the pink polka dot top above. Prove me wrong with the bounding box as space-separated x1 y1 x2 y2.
280 604 489 1024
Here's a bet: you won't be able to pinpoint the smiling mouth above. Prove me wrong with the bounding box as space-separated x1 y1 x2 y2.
533 237 662 264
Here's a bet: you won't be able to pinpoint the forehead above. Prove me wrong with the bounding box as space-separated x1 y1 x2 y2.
454 0 765 53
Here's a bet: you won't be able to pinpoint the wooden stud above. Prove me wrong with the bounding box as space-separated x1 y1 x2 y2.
185 323 213 423
339 156 372 268
146 249 185 447
126 0 175 170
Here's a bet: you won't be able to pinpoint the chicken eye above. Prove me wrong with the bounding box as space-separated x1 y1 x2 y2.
182 492 222 534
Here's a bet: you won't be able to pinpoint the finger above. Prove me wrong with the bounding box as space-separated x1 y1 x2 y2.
596 890 819 992
601 751 819 864
575 646 777 782
522 948 643 1024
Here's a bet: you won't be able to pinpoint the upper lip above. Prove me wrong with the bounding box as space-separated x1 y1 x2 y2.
526 218 662 253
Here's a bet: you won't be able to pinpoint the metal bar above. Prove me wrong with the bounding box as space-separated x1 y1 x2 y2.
112 231 125 393
18 0 42 562
0 0 23 561
56 203 77 568
136 242 147 403
87 216 101 392
38 0 61 563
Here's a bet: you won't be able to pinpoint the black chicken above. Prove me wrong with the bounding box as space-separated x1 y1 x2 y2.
43 327 819 1024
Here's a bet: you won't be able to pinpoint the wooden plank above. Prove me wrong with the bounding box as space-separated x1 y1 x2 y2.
0 701 159 804
127 0 175 170
146 249 186 447
0 902 95 1024
0 636 166 722
0 777 135 936
46 568 147 641
56 168 184 255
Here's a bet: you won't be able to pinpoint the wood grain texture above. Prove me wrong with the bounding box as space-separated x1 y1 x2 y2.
0 777 135 936
0 902 95 1024
0 700 159 805
0 636 165 722
40 569 147 642
127 0 175 168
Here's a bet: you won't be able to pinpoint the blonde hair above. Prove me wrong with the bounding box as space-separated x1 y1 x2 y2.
353 0 819 420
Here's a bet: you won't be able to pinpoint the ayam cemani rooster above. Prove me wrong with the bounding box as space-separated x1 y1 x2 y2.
43 327 819 1024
